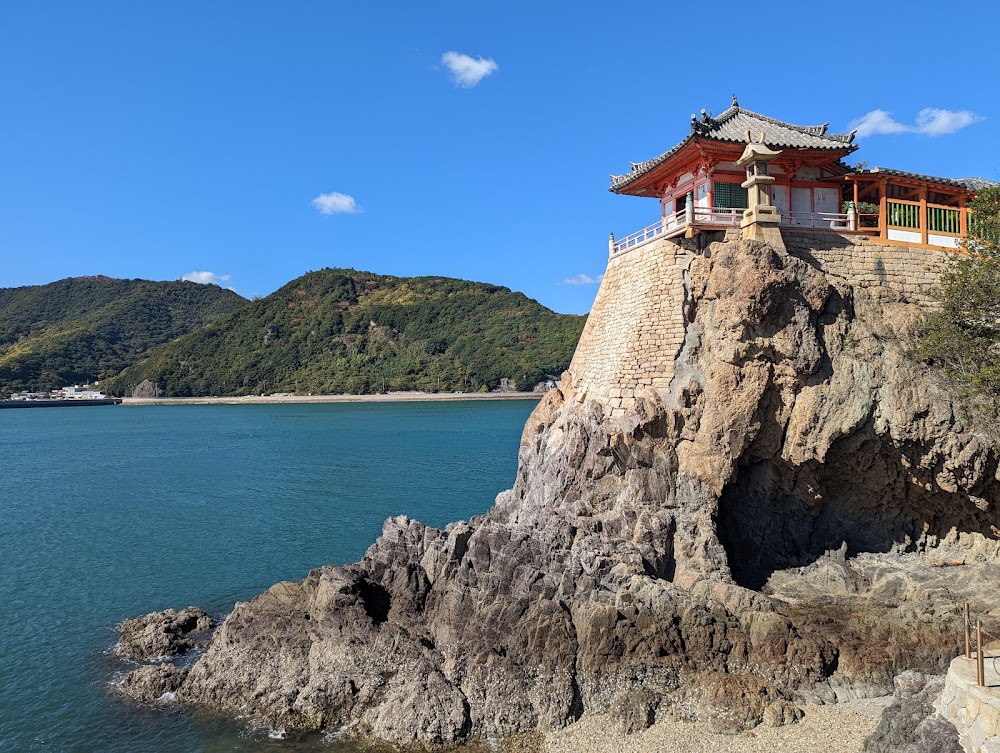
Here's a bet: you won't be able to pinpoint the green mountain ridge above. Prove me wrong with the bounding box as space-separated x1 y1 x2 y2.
103 268 586 397
0 276 247 395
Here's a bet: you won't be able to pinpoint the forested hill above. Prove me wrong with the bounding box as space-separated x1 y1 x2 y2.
0 276 246 394
103 269 587 397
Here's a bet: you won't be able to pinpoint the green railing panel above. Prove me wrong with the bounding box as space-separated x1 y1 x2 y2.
887 201 920 229
927 206 960 234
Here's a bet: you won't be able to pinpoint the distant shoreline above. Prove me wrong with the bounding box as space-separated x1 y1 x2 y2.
121 391 545 406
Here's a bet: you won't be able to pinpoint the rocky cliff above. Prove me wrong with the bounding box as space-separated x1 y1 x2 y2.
123 234 1000 747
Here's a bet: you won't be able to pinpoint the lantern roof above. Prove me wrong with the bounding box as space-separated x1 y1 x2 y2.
735 141 783 167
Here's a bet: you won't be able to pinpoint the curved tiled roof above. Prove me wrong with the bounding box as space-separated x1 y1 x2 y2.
610 104 858 192
955 177 1000 191
863 167 999 191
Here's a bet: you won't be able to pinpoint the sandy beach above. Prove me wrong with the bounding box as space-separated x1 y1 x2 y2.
121 391 544 406
538 699 889 753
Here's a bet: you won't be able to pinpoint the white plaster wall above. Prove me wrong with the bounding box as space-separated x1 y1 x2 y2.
888 228 922 243
772 185 788 216
814 188 839 214
695 181 710 209
929 233 961 249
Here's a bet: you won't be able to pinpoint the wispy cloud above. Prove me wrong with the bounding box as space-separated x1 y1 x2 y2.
441 51 498 88
850 108 984 137
563 273 604 286
182 271 231 286
311 191 360 215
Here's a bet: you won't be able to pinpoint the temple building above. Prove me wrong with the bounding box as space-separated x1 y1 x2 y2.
609 97 996 254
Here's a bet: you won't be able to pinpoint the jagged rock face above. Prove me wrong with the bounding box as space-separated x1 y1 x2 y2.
863 671 962 753
701 246 1000 589
131 379 165 399
116 606 213 661
174 238 1000 747
118 664 188 703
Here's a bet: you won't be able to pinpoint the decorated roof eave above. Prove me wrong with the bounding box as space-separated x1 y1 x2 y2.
611 137 856 196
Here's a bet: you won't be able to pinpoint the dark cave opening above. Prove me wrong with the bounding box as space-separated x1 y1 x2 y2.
717 423 999 591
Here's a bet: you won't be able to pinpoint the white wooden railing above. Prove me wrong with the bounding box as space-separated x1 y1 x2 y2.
610 216 670 254
610 207 859 255
610 207 742 254
783 211 851 229
693 207 742 225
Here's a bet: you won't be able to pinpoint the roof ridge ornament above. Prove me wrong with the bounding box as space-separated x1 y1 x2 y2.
732 93 739 107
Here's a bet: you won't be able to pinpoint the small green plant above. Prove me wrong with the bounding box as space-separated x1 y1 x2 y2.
842 200 880 228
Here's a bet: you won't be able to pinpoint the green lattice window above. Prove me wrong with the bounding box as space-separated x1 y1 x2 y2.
713 182 747 209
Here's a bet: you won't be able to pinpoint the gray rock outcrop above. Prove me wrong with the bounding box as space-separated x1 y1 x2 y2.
863 671 962 753
131 379 165 398
123 237 1000 747
116 606 213 661
118 663 189 703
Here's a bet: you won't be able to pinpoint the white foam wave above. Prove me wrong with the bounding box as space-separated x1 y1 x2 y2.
323 718 359 742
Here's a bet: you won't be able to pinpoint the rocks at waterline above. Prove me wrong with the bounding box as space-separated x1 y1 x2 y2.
119 663 189 703
116 606 213 661
114 237 1000 747
114 606 212 704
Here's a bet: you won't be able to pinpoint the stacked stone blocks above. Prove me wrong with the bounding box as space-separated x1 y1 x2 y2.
782 230 954 306
571 229 953 416
570 236 691 417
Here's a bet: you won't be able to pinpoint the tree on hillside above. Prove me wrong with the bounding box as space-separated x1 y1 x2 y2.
913 186 1000 413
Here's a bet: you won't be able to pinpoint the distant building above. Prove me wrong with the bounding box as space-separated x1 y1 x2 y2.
49 385 108 400
9 391 49 401
608 97 997 254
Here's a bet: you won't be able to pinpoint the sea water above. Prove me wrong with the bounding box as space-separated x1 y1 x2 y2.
0 400 535 752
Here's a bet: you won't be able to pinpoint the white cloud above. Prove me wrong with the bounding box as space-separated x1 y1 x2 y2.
849 109 910 137
441 51 498 88
850 107 984 137
914 108 984 136
563 273 604 286
311 191 360 215
182 271 231 286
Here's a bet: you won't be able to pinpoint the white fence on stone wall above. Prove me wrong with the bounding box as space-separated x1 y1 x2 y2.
610 208 858 255
610 218 669 254
784 211 852 230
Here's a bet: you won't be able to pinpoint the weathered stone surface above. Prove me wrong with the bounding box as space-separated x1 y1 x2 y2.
762 700 804 728
863 671 962 753
116 607 213 661
118 663 188 703
152 234 999 747
671 672 790 733
612 688 661 734
131 379 164 398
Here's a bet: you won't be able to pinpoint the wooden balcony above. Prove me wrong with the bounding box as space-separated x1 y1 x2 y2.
610 199 969 256
882 198 964 249
611 207 856 256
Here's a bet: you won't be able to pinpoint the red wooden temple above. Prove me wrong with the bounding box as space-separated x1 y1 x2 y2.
609 97 996 254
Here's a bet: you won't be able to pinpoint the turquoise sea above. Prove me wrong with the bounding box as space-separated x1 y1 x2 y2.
0 400 535 752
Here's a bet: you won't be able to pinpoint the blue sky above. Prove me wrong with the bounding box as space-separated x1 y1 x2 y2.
1 2 997 314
